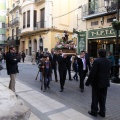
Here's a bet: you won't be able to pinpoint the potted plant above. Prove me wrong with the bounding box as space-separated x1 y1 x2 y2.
112 19 120 30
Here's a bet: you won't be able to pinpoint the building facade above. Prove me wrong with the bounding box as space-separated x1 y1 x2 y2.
0 1 6 52
6 0 81 57
79 0 120 57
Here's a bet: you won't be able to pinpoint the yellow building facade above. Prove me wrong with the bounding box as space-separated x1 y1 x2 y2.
6 0 80 57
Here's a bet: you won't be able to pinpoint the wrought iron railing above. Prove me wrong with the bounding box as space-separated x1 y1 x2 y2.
82 0 117 18
8 35 19 41
9 17 19 26
34 21 46 30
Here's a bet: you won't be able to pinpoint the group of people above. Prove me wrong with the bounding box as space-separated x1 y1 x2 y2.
3 46 113 118
35 48 113 118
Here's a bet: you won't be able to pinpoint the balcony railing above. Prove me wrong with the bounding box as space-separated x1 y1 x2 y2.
34 21 46 30
9 17 19 26
35 0 45 3
8 35 19 41
82 0 117 19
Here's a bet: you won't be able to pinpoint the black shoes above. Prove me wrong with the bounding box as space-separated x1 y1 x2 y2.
69 78 72 81
55 80 58 82
81 89 84 92
98 112 105 117
60 89 63 92
88 111 97 117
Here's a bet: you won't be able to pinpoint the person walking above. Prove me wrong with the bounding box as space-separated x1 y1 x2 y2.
42 55 52 91
73 58 78 81
57 49 67 92
107 52 115 78
85 49 111 117
49 49 58 82
78 51 90 92
21 51 26 63
36 50 40 64
32 51 36 65
6 47 19 96
66 55 72 80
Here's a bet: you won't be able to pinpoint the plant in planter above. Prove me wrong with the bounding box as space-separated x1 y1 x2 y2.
112 19 120 30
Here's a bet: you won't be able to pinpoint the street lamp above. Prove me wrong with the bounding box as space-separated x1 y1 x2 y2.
104 0 120 83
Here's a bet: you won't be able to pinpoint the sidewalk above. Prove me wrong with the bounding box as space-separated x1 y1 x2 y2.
0 75 99 120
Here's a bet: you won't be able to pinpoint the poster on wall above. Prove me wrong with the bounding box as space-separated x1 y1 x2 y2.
78 31 86 54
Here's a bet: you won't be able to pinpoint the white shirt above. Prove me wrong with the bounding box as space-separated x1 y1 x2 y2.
81 57 86 70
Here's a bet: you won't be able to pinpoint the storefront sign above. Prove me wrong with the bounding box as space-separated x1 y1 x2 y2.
88 27 117 39
78 31 86 54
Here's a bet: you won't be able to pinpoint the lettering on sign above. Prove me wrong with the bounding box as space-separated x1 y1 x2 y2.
89 28 116 38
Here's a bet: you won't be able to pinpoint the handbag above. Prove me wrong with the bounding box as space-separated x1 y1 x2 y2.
0 65 3 71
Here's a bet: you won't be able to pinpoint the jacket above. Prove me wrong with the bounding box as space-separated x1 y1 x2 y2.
85 57 111 88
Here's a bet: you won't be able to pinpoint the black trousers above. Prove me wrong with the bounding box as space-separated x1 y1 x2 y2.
53 66 57 81
91 87 108 115
67 64 71 79
59 69 67 90
79 70 87 89
22 57 25 62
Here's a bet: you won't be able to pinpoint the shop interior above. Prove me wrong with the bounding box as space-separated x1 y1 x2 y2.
88 38 120 58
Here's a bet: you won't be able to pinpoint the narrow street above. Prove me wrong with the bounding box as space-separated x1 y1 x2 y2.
0 62 120 120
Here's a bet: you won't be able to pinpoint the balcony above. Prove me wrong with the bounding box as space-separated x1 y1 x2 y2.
34 21 46 30
6 24 10 29
7 35 20 46
35 0 45 4
9 2 20 13
82 0 117 19
9 17 19 27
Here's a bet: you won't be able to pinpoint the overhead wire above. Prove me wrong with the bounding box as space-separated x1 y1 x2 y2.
53 6 82 19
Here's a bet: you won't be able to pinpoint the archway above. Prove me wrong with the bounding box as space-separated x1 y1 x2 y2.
29 40 32 55
34 39 37 53
39 38 43 52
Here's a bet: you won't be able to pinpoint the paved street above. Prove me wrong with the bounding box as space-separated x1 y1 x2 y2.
0 61 120 120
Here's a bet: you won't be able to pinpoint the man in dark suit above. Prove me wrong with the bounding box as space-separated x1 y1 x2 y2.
66 55 72 80
6 47 19 96
85 49 111 117
49 49 58 82
78 51 90 92
57 49 67 92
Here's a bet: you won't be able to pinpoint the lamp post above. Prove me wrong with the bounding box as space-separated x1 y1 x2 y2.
104 0 120 83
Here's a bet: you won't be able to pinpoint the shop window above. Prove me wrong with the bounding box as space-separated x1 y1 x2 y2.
91 21 98 26
107 17 116 23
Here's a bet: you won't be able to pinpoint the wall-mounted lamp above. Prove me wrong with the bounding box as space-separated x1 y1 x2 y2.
101 16 104 25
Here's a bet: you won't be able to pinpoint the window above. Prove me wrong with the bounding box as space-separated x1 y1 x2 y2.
27 10 30 27
34 10 37 27
23 12 26 28
91 21 98 26
40 8 45 28
107 17 116 23
2 34 5 40
2 23 5 28
16 27 19 35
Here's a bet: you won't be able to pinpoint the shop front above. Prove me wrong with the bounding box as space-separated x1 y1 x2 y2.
88 27 120 57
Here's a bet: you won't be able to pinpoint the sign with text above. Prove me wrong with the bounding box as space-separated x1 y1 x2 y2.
78 31 86 54
88 27 118 39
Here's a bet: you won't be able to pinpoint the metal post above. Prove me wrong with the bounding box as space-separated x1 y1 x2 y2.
111 0 120 83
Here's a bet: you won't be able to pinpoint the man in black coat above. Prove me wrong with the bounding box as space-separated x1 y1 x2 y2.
85 49 111 117
6 47 19 94
49 49 58 82
78 51 90 92
57 49 67 92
